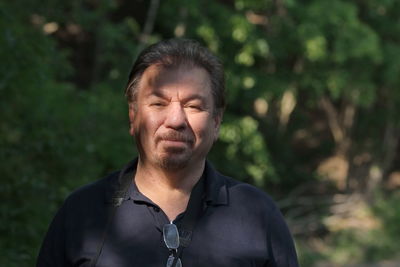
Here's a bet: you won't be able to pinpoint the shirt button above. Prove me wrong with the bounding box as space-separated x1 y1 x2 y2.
153 206 160 212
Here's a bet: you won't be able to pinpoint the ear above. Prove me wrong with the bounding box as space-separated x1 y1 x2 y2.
213 112 223 142
128 103 135 136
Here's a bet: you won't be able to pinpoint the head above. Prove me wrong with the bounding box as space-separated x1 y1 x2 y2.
125 38 225 116
125 39 226 170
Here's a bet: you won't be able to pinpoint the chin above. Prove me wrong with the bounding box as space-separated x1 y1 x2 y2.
156 154 192 170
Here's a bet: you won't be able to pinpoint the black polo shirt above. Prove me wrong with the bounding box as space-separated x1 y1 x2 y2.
37 160 298 267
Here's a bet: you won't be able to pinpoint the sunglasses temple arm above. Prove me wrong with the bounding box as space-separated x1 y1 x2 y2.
171 248 183 267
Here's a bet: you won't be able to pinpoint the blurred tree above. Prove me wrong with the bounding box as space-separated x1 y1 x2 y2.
1 0 400 266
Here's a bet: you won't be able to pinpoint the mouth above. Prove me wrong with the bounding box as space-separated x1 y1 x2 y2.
157 133 194 151
158 133 194 144
160 139 189 146
162 137 188 142
158 139 190 153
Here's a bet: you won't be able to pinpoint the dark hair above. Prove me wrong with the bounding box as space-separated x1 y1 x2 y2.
125 38 226 115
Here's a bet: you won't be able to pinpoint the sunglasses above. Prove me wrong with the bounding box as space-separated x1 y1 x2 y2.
163 223 182 267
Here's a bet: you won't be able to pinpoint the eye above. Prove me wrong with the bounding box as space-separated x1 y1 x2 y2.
184 100 205 111
186 104 202 111
150 102 165 107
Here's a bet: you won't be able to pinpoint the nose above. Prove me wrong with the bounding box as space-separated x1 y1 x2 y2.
164 102 187 130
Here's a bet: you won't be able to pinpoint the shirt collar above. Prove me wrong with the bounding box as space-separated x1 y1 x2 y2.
105 158 229 206
203 160 228 206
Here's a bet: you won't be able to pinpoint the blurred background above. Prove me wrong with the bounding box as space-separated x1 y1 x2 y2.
1 0 400 266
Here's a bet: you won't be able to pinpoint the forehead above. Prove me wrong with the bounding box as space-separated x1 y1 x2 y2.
138 64 212 97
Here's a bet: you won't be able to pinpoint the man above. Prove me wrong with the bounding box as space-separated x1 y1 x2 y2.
37 39 299 267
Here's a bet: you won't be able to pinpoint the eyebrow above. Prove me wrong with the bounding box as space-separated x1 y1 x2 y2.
148 90 208 103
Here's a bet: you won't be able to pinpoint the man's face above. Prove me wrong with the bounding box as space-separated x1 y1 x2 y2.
129 65 222 170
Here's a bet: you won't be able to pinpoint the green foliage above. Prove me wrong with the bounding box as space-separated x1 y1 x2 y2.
0 2 135 265
2 0 400 265
370 192 400 259
215 115 278 186
294 192 400 266
317 192 400 265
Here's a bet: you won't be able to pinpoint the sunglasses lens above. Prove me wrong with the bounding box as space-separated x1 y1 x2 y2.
166 255 182 267
163 223 180 249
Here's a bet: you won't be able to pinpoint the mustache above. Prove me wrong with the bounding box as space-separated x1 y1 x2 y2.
158 132 194 143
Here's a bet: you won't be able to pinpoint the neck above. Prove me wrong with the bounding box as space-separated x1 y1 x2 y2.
134 158 205 221
135 158 205 191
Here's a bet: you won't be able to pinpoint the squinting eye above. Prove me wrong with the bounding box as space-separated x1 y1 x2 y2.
151 102 164 107
187 105 202 110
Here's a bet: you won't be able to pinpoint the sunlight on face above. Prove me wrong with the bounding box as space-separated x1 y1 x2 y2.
129 65 221 170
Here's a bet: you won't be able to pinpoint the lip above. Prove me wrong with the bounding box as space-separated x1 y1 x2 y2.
161 139 188 144
159 139 190 151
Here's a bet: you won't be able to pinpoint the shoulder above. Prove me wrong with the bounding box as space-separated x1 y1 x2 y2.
205 161 279 212
216 171 280 213
62 170 120 210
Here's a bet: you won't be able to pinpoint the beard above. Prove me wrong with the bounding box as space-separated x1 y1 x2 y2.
136 130 196 170
156 153 191 170
155 132 194 170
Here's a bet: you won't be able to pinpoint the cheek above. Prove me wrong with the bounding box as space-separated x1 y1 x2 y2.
136 111 163 136
145 115 161 130
191 116 217 139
